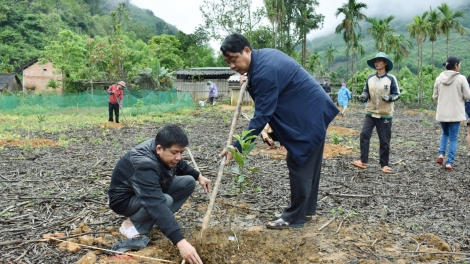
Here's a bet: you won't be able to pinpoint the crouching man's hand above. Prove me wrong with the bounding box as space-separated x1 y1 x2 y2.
177 239 203 264
198 175 211 193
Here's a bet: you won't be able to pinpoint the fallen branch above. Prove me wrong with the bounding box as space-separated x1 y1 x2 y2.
328 193 373 198
0 231 109 246
318 216 335 231
400 250 470 256
49 237 174 263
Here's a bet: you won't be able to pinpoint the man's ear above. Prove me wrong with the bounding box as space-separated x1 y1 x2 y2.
156 145 162 154
243 46 251 54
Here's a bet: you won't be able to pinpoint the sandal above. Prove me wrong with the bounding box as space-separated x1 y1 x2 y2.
381 166 393 174
436 156 444 164
445 164 453 171
266 218 304 229
351 160 367 169
272 213 314 222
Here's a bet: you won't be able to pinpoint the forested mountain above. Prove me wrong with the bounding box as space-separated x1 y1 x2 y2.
306 1 470 77
0 0 178 71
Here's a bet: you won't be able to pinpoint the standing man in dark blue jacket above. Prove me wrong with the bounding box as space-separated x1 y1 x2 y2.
108 124 210 264
219 33 339 229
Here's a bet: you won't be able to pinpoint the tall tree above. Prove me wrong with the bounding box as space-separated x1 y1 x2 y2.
386 34 413 77
366 15 395 52
426 7 441 79
305 51 321 75
407 12 429 105
334 0 368 81
264 0 285 49
109 2 131 81
293 0 324 67
200 0 265 41
436 3 466 57
324 44 337 70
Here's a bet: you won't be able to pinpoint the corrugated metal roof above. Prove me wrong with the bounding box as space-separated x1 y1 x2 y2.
0 74 16 90
176 67 236 76
228 73 241 82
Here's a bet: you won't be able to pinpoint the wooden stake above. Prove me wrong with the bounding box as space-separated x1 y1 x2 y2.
197 81 247 249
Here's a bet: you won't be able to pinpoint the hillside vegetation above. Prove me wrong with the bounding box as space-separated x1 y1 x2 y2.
307 1 470 77
0 0 178 70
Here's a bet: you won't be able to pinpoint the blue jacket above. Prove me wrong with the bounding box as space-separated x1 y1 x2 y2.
337 86 352 106
108 139 199 244
234 49 339 166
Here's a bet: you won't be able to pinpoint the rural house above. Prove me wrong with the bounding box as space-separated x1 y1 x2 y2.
175 67 236 100
0 74 22 93
22 61 62 93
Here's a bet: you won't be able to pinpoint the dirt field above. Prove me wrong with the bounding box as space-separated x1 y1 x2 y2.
1 104 469 263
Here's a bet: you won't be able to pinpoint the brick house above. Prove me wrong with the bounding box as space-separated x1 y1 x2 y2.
22 61 62 93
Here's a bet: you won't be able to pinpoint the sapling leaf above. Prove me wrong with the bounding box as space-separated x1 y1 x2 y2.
248 168 259 173
244 177 251 186
246 142 256 154
233 152 244 166
232 134 242 142
241 129 255 138
237 175 245 183
231 167 240 174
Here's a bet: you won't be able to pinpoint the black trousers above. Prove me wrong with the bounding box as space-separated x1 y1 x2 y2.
108 102 120 123
119 176 195 235
280 139 325 225
360 114 392 167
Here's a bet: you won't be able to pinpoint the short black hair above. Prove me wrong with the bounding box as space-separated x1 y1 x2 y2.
155 124 188 149
467 75 470 85
220 33 252 57
443 56 460 70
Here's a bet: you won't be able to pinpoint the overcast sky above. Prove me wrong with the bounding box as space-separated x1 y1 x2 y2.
130 0 467 44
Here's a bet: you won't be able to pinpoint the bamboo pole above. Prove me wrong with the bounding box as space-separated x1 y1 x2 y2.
197 81 247 249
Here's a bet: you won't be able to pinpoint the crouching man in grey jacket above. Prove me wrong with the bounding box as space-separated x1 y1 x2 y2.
108 124 211 264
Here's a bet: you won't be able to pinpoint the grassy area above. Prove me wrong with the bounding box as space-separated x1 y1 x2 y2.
0 105 200 140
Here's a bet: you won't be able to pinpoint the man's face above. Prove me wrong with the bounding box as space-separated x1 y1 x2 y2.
223 46 252 74
156 144 185 168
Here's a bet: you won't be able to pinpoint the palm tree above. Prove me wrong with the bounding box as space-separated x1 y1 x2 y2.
334 0 368 80
324 44 337 71
426 7 441 78
386 34 413 77
407 12 429 105
294 0 324 67
436 3 466 57
264 0 285 49
306 51 321 76
350 33 365 89
366 15 395 52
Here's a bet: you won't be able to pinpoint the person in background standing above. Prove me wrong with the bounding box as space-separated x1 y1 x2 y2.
322 79 331 94
207 81 218 106
433 57 470 171
108 81 125 123
337 82 352 117
352 52 400 174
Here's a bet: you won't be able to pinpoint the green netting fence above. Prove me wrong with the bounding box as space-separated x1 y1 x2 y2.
0 89 195 115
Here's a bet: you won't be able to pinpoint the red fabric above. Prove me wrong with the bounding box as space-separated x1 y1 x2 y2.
108 85 123 104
